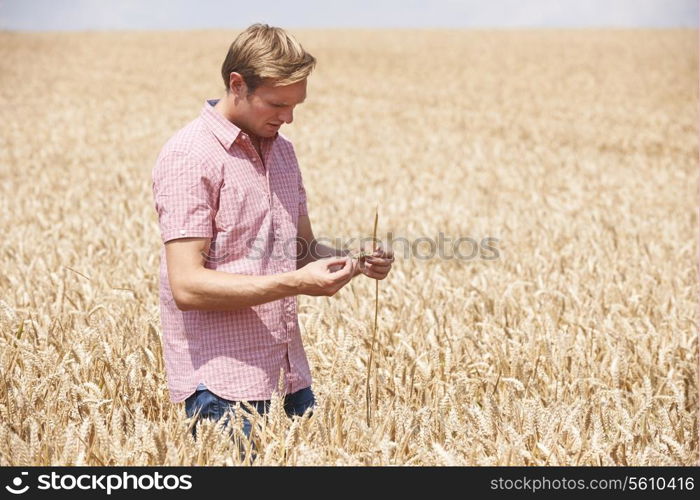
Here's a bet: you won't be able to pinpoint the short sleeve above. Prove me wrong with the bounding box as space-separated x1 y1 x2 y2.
151 151 219 243
286 140 309 217
298 167 308 217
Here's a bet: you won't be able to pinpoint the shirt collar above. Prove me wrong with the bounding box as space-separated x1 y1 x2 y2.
201 98 279 151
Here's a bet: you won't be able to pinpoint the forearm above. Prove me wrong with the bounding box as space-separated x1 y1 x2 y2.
175 268 302 311
297 240 350 268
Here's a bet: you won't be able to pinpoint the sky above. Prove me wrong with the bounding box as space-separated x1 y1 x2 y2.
0 0 697 30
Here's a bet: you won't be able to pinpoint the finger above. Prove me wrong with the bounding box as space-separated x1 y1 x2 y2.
326 255 351 265
326 256 351 272
364 262 391 273
341 273 353 285
365 257 392 266
366 267 390 277
332 272 354 292
330 260 356 281
345 259 359 278
382 249 394 261
371 248 393 260
362 267 387 280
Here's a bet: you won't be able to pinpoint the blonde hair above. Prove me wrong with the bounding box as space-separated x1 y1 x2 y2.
221 23 316 94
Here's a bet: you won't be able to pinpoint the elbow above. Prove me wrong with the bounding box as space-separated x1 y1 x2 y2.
173 290 195 311
174 296 194 312
170 280 198 311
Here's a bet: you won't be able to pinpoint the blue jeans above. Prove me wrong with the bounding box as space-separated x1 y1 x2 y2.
184 386 316 440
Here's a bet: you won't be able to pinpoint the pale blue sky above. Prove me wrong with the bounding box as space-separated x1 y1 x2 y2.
0 0 697 30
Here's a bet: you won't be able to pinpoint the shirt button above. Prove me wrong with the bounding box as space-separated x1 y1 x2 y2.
179 229 186 235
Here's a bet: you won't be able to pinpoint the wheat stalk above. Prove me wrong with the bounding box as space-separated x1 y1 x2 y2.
364 204 380 427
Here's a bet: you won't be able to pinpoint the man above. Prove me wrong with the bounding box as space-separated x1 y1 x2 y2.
151 24 394 440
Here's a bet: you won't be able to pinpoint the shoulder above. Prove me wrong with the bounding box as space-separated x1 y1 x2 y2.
153 119 220 179
156 118 212 163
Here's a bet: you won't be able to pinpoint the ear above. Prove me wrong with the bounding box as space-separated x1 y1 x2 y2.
228 72 247 97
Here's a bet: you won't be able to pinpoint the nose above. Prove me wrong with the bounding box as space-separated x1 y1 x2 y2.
279 108 293 124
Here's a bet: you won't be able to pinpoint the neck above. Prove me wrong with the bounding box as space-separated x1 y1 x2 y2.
213 94 237 124
213 94 259 138
213 94 275 144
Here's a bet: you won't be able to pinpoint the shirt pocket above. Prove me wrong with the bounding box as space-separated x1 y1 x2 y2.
214 181 271 264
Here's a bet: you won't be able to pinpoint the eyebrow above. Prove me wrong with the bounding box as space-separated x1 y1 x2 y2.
276 97 306 106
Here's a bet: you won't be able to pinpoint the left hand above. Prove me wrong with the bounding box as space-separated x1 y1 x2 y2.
360 246 394 280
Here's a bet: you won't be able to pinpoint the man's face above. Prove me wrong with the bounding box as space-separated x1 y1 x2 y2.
237 78 307 138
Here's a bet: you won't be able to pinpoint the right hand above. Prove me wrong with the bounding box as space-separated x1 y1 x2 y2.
297 256 359 296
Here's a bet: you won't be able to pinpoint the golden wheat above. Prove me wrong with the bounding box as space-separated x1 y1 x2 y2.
0 28 697 466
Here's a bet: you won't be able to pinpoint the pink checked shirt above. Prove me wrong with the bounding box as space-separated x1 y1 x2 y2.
152 99 312 403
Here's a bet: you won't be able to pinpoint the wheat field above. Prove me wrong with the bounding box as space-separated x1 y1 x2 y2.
0 29 697 466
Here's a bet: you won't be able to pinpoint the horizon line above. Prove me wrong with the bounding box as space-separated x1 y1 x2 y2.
1 25 697 34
